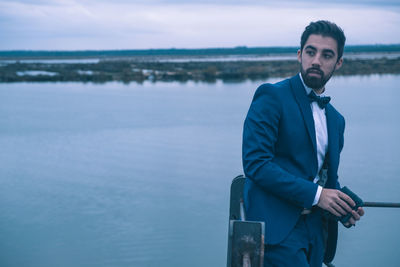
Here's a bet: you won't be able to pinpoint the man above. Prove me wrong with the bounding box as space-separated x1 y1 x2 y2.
242 20 364 267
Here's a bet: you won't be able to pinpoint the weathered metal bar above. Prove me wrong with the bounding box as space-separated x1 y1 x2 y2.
240 199 246 221
227 175 265 267
363 201 400 208
243 253 251 267
229 175 246 221
227 220 265 267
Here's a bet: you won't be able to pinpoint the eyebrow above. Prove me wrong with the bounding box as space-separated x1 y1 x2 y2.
304 45 336 55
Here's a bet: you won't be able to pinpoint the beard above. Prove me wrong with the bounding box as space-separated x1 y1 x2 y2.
300 65 335 90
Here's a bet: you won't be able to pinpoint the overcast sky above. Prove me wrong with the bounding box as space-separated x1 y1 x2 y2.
1 0 400 50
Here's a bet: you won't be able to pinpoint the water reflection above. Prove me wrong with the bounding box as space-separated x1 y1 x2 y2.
0 75 399 267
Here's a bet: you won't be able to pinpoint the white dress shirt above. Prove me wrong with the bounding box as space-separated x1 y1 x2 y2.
299 73 328 206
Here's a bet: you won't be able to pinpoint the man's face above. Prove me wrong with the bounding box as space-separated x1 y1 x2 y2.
297 34 343 92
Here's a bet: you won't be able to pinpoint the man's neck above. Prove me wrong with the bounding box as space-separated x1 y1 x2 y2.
314 87 325 95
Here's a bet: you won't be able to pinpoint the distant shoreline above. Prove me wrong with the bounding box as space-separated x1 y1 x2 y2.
1 53 399 83
1 44 400 59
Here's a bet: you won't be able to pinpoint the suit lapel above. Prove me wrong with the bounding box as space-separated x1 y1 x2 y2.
326 105 338 154
289 74 317 154
325 104 339 177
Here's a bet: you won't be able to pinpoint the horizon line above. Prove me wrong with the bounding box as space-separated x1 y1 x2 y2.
1 44 400 53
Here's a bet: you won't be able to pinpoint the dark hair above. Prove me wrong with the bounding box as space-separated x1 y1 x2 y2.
300 20 346 61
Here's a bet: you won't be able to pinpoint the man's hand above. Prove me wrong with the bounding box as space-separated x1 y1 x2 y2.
345 207 365 227
317 188 365 226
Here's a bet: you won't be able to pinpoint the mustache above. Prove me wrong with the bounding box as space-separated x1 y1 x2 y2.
306 67 324 76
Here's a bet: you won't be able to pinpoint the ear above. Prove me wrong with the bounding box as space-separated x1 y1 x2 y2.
335 57 343 70
297 49 302 63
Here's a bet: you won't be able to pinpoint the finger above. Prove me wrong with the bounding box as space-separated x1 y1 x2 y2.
351 210 360 221
343 221 352 227
336 198 353 214
331 202 347 216
328 206 342 217
338 192 355 207
348 217 356 225
357 207 365 216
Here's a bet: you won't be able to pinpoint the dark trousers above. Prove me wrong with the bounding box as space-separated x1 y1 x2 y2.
264 212 325 267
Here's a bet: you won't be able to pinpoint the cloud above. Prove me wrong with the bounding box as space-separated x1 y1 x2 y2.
0 0 399 50
10 0 400 6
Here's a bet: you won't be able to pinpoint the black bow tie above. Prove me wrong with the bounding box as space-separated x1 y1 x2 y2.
308 91 331 109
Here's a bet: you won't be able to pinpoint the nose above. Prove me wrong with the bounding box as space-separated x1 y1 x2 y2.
311 53 321 66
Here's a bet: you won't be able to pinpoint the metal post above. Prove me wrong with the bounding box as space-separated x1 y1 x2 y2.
240 199 246 221
363 201 400 208
227 175 265 267
243 253 251 267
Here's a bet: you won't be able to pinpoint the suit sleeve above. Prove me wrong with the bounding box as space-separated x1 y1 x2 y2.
335 116 346 190
243 84 318 209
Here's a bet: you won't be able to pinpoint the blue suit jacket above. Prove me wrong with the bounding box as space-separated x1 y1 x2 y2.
242 74 345 249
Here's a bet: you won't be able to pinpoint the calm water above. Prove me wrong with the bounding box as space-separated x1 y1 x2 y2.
0 75 399 267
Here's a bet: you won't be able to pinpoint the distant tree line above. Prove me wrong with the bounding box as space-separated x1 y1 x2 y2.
1 45 400 59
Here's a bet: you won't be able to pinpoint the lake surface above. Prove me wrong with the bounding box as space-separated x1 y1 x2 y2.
0 75 399 267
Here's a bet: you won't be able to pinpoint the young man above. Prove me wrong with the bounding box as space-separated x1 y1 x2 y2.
242 20 364 267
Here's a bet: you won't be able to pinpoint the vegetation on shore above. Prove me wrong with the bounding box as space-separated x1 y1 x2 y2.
1 45 400 83
1 56 400 83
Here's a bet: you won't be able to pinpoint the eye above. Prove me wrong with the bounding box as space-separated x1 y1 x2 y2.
323 53 333 59
306 50 315 56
